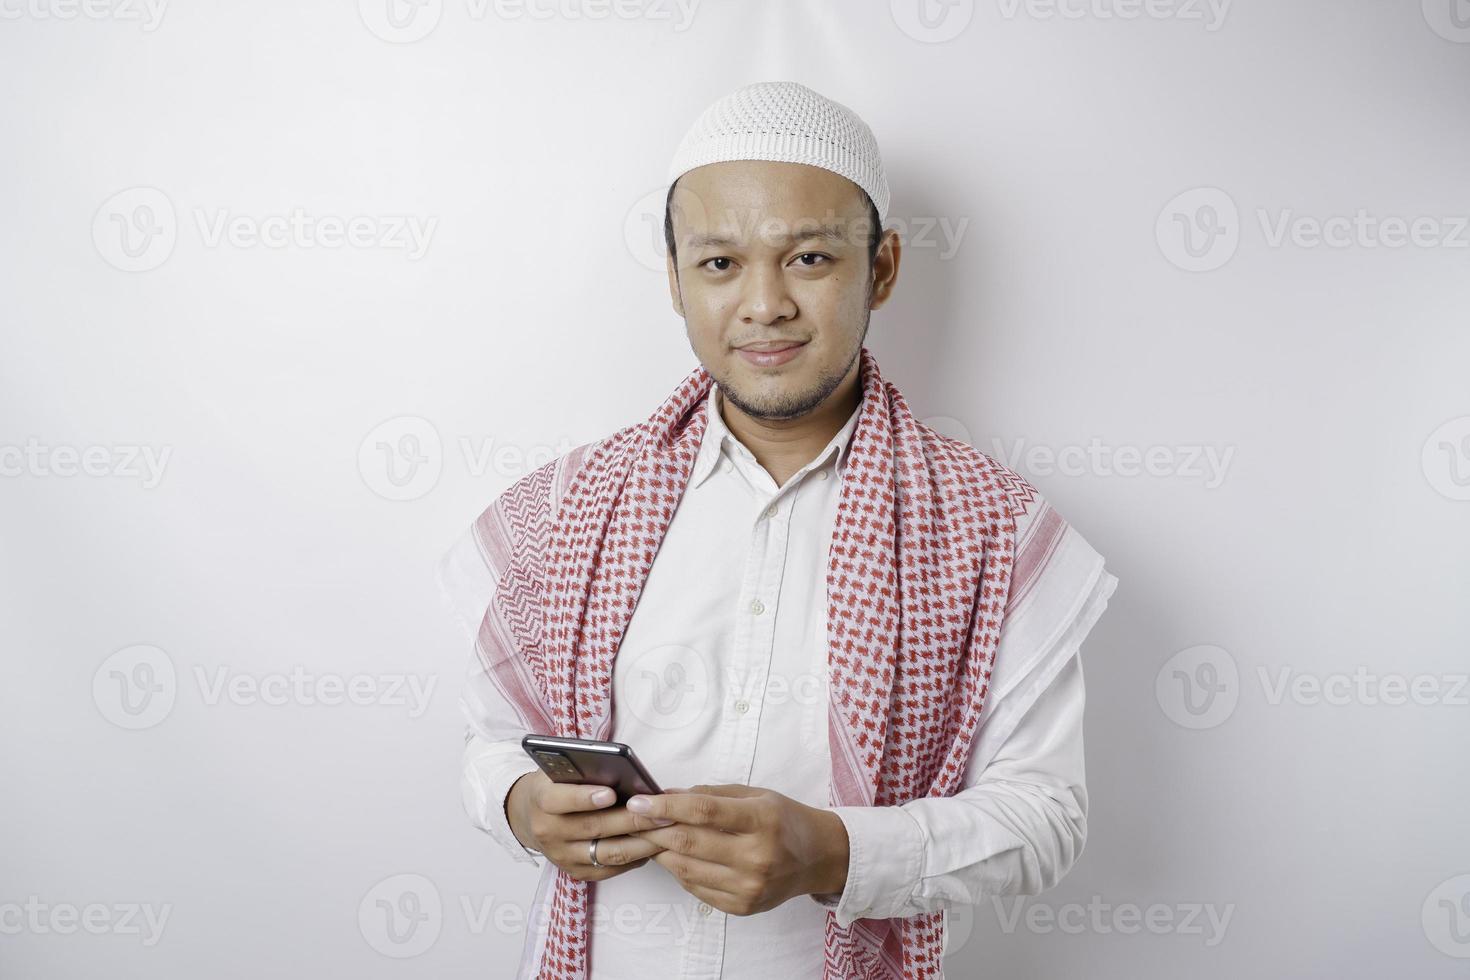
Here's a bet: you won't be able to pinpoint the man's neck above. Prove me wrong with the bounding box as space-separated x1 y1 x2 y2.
716 370 861 488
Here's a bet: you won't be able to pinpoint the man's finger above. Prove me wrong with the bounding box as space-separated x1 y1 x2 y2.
582 833 665 868
631 822 740 866
678 880 752 917
650 847 745 896
547 805 674 843
626 790 759 832
537 781 620 815
686 783 764 798
648 848 748 912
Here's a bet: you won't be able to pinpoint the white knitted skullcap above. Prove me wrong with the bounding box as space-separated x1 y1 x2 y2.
667 80 890 223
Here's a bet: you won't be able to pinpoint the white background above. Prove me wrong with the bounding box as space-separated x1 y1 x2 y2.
2 1 1468 977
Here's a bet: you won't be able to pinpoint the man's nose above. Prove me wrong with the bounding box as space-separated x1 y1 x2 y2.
739 265 797 324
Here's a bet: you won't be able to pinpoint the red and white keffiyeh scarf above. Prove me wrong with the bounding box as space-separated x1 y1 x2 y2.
473 345 1041 979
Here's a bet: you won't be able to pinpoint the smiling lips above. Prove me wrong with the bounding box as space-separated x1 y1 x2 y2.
736 340 806 367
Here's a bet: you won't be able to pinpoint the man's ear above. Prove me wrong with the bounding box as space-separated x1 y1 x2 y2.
666 252 685 317
867 228 902 310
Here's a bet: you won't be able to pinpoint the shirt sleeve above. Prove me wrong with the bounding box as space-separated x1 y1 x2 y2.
812 514 1118 928
437 521 547 868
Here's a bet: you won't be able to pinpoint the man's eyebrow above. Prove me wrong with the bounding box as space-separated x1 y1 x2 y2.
682 223 853 250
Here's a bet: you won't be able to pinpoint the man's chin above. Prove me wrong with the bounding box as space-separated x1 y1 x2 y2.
722 381 820 422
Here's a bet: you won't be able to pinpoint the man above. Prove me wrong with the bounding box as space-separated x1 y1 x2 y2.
439 81 1118 979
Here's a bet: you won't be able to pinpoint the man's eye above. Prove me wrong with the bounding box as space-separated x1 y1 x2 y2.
701 257 734 272
793 253 829 267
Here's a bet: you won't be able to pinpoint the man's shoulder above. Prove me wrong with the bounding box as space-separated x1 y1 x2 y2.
488 420 645 519
912 419 1045 526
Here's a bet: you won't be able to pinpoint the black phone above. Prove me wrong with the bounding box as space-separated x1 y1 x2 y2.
521 734 663 804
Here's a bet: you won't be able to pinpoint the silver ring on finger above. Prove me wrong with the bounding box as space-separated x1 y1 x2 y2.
588 838 604 868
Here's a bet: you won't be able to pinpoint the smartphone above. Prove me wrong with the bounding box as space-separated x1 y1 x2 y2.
521 734 663 804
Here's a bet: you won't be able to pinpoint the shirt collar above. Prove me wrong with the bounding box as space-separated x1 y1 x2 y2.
689 382 863 489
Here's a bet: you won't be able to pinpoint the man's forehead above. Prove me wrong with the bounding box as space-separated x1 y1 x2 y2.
678 220 862 251
671 162 872 248
676 159 865 208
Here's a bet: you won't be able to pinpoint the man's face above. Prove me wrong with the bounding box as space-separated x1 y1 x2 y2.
665 160 893 422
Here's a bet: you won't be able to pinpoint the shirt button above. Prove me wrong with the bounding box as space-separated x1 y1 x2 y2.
763 504 777 520
698 902 712 916
818 470 830 481
734 699 750 714
750 598 765 615
721 459 732 473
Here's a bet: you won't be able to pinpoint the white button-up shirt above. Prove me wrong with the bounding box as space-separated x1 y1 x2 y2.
443 382 1118 979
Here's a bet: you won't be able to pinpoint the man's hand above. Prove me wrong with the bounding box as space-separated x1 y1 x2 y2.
506 771 676 881
625 784 850 916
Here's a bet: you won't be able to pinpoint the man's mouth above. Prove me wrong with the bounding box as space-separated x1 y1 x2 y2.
736 340 807 367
